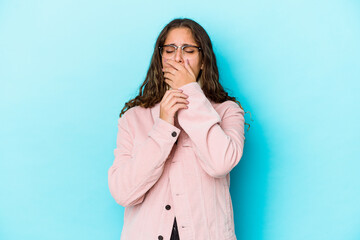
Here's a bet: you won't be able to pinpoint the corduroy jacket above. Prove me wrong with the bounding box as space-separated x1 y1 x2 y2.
108 81 245 240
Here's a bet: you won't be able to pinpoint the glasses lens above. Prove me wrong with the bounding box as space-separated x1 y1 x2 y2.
161 46 176 58
183 46 199 58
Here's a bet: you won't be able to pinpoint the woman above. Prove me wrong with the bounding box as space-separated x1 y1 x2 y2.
108 18 249 240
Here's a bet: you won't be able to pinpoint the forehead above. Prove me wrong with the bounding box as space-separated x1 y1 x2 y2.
164 27 196 45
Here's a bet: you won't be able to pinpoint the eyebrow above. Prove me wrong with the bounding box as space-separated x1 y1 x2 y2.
166 43 196 46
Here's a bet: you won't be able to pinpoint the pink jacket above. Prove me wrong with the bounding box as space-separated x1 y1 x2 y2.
108 82 245 240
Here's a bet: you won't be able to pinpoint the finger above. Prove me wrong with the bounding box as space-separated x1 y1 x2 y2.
161 86 182 102
172 103 189 112
167 93 189 107
165 103 188 117
164 62 178 72
164 75 176 90
164 78 174 91
164 73 174 80
169 95 189 105
164 59 178 70
162 67 176 75
162 90 188 107
168 97 189 111
165 59 184 71
161 88 183 104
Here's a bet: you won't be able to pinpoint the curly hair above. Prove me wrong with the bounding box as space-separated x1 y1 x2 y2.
119 17 251 131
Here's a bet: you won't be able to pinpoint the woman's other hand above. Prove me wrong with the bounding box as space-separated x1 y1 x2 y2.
159 89 189 126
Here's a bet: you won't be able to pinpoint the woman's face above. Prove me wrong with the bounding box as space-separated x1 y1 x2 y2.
161 27 204 82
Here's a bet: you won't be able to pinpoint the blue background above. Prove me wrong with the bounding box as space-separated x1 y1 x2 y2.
1 0 359 239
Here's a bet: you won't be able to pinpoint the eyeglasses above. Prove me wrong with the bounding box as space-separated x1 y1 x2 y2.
159 44 202 59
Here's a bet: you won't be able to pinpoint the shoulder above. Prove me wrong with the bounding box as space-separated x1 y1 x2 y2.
120 105 148 119
118 106 138 124
118 105 153 128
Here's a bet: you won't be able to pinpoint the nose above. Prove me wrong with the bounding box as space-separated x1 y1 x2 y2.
174 47 184 63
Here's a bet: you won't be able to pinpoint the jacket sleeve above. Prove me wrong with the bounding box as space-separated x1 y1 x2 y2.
108 112 181 207
177 82 245 178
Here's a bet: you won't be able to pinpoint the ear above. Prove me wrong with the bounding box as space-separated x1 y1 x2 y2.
201 61 204 70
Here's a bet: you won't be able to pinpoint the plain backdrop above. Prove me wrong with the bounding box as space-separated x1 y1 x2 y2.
1 0 359 239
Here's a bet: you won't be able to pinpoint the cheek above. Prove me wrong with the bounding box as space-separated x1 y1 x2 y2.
186 58 191 65
185 58 194 64
186 59 200 72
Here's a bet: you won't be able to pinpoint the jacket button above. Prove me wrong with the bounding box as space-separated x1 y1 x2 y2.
158 235 163 240
165 204 171 210
171 131 177 137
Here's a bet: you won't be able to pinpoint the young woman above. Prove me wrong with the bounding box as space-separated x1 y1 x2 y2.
108 18 249 240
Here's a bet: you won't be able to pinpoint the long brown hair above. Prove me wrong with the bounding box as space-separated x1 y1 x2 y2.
119 18 251 131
